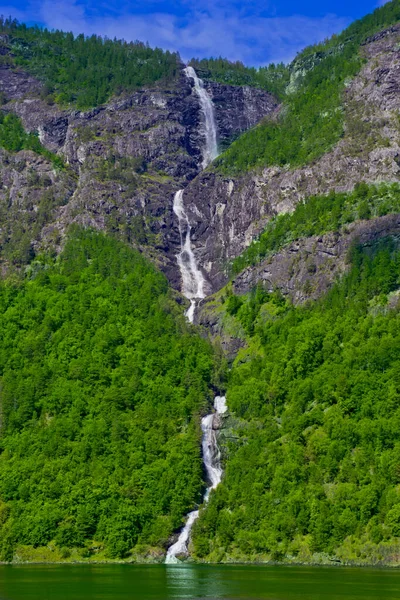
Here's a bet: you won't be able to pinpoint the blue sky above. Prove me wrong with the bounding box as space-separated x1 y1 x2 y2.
0 0 390 65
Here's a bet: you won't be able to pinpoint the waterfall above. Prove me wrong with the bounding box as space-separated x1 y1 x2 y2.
173 190 206 323
173 66 219 323
184 66 218 169
165 396 227 564
166 71 222 562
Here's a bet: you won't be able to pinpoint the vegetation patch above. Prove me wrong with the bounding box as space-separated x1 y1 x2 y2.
189 57 289 99
193 238 400 564
0 112 64 168
232 182 400 275
0 17 180 109
215 0 400 173
0 228 215 561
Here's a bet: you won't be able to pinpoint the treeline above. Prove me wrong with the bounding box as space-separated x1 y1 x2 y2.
215 0 400 173
232 182 400 274
0 112 64 167
0 17 180 109
193 238 400 562
0 229 214 560
189 57 289 99
297 0 400 60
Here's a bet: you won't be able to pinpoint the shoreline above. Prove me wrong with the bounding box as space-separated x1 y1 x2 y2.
2 558 400 569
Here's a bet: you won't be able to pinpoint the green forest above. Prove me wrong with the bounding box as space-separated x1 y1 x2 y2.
189 58 290 99
192 238 400 563
232 182 400 274
1 0 400 570
0 229 215 561
0 17 179 109
215 0 400 173
0 112 64 168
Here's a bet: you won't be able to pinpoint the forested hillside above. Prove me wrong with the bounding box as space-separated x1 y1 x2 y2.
193 238 400 564
0 229 215 561
215 0 400 173
1 0 400 568
0 17 179 108
189 58 289 99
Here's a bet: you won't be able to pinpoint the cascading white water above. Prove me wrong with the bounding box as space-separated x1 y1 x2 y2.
165 396 227 564
184 66 218 169
173 189 206 323
173 66 219 323
166 72 222 562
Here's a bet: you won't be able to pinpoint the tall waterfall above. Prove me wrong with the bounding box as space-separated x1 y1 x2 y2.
184 66 218 169
173 190 206 323
173 66 219 323
166 71 223 562
165 396 227 564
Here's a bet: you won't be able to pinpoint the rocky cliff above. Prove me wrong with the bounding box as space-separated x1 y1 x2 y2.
181 25 400 294
2 24 400 309
0 64 277 282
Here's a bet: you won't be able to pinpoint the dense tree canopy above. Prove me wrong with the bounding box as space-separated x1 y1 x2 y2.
193 238 400 563
0 229 215 561
0 18 180 109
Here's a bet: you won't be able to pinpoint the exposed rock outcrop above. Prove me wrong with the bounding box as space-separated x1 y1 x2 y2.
0 65 277 281
232 213 400 303
204 82 278 146
180 25 400 293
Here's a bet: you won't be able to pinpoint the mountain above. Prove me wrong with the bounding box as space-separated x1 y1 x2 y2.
1 1 400 565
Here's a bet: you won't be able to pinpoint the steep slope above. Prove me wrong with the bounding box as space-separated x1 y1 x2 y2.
0 228 215 562
180 7 400 294
0 23 277 283
2 1 400 568
192 239 400 566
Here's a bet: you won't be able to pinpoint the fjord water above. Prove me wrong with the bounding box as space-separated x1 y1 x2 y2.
1 564 400 600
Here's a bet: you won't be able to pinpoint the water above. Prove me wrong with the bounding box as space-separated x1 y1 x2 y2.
173 190 206 324
173 67 219 322
1 564 400 599
166 397 227 563
184 66 218 169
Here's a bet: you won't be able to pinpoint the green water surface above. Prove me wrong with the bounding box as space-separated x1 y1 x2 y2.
0 564 399 600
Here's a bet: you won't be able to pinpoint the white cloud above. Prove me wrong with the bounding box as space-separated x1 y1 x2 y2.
3 0 352 66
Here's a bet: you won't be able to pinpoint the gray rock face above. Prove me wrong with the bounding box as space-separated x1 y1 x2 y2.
179 25 400 294
232 213 400 304
204 82 278 147
0 65 42 101
0 65 277 281
0 148 76 272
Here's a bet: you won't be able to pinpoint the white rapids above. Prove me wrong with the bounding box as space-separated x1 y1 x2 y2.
173 189 206 323
166 68 223 563
165 396 227 564
184 65 218 168
173 66 219 323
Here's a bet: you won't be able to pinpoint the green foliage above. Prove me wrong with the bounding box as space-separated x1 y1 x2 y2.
0 112 64 168
232 182 400 274
215 0 400 173
193 238 400 560
0 18 179 109
189 57 289 99
0 229 214 559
